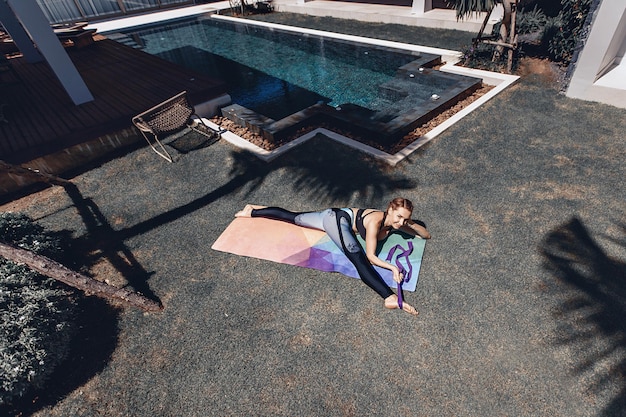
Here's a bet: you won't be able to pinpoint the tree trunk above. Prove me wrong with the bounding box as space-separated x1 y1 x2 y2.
0 160 71 186
0 241 163 312
493 0 513 61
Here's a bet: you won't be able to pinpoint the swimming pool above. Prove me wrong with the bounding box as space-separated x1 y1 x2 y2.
107 15 482 144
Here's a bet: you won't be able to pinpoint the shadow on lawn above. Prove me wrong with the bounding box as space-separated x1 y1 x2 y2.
70 138 415 292
69 138 415 302
64 183 161 305
541 217 626 416
64 135 413 302
119 138 416 240
3 140 414 415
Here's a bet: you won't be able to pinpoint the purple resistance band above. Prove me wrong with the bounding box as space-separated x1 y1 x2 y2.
385 242 414 310
397 266 406 310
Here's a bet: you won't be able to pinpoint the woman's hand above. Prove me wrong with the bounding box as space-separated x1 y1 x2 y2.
400 220 431 239
392 266 404 284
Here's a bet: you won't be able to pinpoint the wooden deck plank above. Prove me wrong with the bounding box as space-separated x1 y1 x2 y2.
0 81 32 151
19 66 83 131
0 110 25 154
10 58 94 134
0 38 227 164
4 61 68 136
4 74 67 146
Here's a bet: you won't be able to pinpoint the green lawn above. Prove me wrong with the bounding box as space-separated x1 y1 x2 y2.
1 12 625 417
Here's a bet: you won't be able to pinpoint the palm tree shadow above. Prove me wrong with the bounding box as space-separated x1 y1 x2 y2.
269 134 416 204
26 137 414 310
119 137 417 241
63 183 161 305
540 217 626 416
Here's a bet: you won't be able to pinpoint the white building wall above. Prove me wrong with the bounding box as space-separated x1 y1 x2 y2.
566 0 626 109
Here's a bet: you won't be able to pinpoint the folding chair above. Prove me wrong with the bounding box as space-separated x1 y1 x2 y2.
132 91 221 162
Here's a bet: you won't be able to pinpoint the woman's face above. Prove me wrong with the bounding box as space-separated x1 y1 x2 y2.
387 207 412 229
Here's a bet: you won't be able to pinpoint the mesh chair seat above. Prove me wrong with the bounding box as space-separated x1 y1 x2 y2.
132 91 220 162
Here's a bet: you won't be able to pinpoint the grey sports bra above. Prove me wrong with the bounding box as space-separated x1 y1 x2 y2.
355 209 386 238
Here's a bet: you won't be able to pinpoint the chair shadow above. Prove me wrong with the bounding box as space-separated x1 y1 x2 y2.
167 132 214 155
540 217 626 415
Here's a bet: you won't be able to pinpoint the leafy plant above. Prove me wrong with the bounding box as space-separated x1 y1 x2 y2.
449 0 518 72
447 0 498 18
0 213 76 405
517 4 548 35
542 0 592 63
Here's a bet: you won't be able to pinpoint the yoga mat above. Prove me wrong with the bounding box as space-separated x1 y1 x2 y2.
212 217 426 291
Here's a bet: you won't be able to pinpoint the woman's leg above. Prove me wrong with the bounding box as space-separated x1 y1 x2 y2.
246 206 328 231
251 207 300 223
239 207 383 292
324 209 417 315
238 205 330 231
323 209 393 297
235 205 417 314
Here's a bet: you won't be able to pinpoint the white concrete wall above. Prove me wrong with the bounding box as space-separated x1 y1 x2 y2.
566 0 626 109
411 0 432 15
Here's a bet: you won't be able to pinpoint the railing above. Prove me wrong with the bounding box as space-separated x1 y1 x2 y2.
35 0 197 24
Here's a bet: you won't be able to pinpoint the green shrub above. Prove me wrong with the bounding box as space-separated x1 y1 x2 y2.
0 213 76 406
460 42 520 73
542 0 592 63
462 0 591 68
517 4 548 35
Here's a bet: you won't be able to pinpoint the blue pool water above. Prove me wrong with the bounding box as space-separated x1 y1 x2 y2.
109 16 436 120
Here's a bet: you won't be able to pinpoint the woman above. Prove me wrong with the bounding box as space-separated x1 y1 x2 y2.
235 197 431 316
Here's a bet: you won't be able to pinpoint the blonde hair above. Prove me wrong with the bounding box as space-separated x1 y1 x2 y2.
387 197 413 213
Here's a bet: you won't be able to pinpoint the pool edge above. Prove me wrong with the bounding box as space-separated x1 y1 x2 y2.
206 64 518 166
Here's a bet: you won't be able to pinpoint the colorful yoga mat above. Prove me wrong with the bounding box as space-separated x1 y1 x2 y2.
211 217 426 291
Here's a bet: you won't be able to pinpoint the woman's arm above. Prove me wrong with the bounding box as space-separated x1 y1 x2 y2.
363 215 403 283
399 220 431 239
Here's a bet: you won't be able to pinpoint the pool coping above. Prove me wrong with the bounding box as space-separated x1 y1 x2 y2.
205 16 519 166
213 14 464 65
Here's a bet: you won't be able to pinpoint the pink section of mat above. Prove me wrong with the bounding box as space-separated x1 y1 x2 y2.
211 217 325 265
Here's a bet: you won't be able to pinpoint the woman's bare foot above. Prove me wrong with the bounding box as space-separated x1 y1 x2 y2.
235 204 266 218
384 294 418 316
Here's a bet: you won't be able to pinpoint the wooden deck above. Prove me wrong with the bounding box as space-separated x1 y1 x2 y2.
0 38 228 164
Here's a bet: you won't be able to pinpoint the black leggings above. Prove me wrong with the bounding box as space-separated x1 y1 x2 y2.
251 207 394 299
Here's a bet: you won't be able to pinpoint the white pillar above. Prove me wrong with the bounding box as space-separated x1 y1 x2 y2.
0 0 42 62
566 0 626 106
6 0 94 105
411 0 432 15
